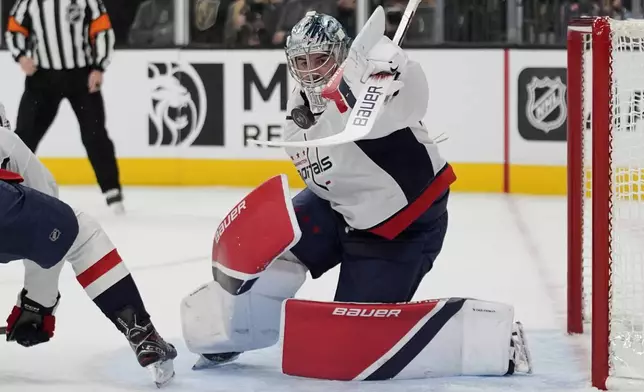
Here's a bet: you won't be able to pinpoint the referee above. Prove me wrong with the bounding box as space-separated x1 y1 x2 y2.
6 0 124 214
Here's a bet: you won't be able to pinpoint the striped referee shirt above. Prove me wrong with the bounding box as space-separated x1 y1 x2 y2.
5 0 115 71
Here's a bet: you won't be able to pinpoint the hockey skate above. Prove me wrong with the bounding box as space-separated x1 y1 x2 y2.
115 307 177 387
105 189 125 215
192 352 241 370
509 321 533 374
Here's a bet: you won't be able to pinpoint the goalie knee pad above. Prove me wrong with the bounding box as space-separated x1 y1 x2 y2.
181 256 307 355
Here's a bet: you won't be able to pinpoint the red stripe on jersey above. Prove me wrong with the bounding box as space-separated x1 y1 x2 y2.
76 249 122 288
0 168 24 182
369 164 456 240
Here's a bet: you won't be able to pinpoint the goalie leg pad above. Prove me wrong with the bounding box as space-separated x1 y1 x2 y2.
181 256 307 355
281 297 515 380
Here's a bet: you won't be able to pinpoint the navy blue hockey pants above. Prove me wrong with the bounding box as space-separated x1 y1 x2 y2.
290 188 448 303
0 180 79 268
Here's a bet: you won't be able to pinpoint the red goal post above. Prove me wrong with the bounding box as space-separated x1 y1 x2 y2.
568 16 644 390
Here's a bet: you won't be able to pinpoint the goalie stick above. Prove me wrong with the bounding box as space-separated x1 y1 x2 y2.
248 0 422 148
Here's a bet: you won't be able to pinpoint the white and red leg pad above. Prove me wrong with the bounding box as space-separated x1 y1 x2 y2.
181 256 306 354
181 174 305 354
281 297 514 380
211 174 301 295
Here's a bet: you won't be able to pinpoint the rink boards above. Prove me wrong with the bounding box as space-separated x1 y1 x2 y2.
0 49 573 194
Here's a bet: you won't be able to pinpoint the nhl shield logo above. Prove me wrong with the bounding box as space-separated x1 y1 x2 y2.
525 76 567 133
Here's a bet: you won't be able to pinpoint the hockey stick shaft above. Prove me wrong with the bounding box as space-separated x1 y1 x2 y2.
392 0 422 45
0 326 6 335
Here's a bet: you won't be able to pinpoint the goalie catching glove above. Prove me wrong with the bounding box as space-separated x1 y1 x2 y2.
342 35 407 96
6 289 59 347
323 32 409 117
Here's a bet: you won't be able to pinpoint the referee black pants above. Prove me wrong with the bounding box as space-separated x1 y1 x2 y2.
14 67 121 194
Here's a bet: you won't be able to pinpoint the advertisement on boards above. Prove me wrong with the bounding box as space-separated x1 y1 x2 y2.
516 67 567 142
240 62 290 149
147 62 225 147
141 50 293 160
509 50 567 168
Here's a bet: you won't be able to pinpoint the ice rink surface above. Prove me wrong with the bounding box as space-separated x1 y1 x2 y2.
0 187 599 391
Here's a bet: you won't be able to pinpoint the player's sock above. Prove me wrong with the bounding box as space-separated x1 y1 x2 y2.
74 248 148 323
73 248 174 361
76 253 177 384
93 274 150 323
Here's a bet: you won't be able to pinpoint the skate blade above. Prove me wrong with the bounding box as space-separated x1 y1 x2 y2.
192 353 240 371
147 359 175 388
514 322 533 374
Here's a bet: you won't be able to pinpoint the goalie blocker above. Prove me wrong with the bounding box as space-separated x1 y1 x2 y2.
180 175 532 379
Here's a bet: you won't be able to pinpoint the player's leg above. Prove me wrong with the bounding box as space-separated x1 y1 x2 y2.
62 209 176 385
289 188 344 278
66 75 122 213
0 179 175 385
14 71 63 152
334 207 448 303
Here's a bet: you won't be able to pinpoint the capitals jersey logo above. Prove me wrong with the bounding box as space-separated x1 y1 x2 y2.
291 148 333 191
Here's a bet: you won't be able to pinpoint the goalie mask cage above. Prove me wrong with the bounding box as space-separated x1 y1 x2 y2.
568 17 644 390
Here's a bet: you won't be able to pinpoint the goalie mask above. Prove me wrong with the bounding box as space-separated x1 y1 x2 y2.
286 11 350 116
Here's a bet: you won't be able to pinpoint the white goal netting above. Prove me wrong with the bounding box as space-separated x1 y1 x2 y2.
582 19 644 381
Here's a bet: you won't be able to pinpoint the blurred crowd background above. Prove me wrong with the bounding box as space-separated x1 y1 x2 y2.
0 0 640 49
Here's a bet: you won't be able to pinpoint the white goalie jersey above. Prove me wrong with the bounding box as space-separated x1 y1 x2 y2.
283 59 456 239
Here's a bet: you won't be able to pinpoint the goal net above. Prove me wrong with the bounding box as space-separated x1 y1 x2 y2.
568 17 644 390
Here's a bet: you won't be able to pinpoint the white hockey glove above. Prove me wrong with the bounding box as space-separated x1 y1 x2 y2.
343 35 408 95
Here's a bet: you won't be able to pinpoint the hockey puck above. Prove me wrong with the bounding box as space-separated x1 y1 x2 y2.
291 105 315 130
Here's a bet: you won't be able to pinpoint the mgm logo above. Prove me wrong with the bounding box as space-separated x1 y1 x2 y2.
517 68 567 141
148 62 224 147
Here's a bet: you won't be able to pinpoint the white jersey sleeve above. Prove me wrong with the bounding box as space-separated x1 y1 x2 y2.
0 127 58 197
